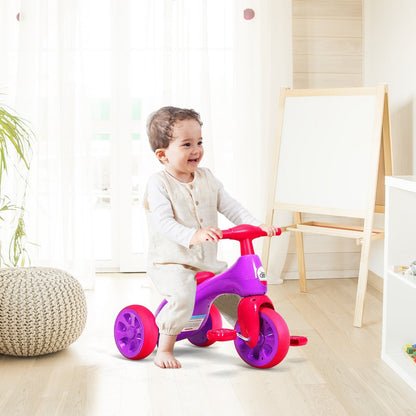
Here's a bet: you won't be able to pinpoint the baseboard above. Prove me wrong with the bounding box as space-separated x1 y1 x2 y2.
279 269 359 280
367 270 383 293
269 269 384 293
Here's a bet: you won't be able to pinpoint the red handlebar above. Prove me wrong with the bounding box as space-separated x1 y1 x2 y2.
221 224 281 256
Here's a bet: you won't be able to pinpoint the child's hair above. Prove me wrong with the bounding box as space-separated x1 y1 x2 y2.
146 106 203 152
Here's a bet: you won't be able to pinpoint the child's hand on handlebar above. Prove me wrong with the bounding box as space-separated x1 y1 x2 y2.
190 227 223 246
259 224 280 236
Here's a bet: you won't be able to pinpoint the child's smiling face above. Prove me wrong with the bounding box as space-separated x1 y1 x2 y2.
156 118 204 183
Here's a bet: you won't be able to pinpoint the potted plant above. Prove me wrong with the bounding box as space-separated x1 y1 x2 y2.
0 104 88 359
0 101 33 267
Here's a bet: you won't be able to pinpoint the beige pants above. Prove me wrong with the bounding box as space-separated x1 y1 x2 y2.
149 264 197 335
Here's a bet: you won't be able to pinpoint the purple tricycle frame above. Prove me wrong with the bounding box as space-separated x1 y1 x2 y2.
114 224 307 368
154 254 266 341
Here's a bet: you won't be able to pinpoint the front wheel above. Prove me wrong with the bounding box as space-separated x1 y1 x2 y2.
114 305 158 360
234 307 290 369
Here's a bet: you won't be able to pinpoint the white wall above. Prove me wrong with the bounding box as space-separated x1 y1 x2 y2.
364 0 416 175
276 0 363 282
364 0 416 276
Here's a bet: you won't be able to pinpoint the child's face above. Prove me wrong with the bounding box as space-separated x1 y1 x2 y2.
156 118 204 182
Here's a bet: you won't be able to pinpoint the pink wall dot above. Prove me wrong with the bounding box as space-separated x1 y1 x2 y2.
243 8 255 20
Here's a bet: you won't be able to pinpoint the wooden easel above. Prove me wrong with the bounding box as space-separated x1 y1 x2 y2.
262 85 392 327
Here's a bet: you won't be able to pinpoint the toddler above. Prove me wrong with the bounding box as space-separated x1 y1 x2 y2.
143 106 278 369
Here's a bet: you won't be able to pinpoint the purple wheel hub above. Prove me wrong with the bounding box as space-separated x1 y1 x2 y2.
234 315 277 365
114 309 145 358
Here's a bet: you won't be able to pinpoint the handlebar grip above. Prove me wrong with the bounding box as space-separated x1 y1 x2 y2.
221 224 281 255
221 224 281 241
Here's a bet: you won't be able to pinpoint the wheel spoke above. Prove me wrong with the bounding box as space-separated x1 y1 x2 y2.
115 321 127 333
133 316 140 328
124 312 132 325
120 312 132 328
128 340 138 353
118 337 129 349
251 344 262 360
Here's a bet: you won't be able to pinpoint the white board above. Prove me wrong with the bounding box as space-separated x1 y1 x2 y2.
275 93 378 217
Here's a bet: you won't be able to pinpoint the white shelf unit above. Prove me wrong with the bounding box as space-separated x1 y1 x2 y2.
382 176 416 391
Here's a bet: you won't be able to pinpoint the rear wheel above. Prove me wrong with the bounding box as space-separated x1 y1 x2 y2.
234 307 290 368
114 305 158 360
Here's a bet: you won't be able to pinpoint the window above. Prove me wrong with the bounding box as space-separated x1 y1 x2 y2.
85 1 233 271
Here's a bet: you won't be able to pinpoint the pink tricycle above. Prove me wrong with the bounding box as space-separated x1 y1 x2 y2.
114 224 307 369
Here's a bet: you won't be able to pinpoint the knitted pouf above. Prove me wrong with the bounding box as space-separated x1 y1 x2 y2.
0 267 87 357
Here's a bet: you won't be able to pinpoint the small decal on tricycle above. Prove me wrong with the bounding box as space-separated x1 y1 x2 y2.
182 314 206 332
257 266 267 281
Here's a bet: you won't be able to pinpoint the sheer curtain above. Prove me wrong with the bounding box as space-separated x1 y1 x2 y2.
216 1 293 277
2 0 292 287
11 0 96 288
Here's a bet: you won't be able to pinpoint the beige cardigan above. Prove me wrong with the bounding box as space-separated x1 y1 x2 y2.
143 167 260 274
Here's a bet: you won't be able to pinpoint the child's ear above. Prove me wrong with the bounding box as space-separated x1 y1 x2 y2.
155 148 167 163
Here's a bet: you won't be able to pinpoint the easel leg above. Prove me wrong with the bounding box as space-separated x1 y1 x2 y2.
294 212 307 292
262 235 272 274
353 234 371 327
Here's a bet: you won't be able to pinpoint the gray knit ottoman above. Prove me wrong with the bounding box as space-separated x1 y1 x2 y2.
0 267 87 357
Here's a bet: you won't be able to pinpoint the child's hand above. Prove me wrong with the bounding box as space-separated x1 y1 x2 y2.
259 224 280 236
190 227 223 246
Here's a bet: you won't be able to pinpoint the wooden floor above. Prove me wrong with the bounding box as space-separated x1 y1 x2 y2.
1 274 416 416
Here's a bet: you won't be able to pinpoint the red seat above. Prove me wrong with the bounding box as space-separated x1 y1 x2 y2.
195 271 215 285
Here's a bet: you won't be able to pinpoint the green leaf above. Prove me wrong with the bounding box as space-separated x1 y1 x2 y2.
0 100 34 266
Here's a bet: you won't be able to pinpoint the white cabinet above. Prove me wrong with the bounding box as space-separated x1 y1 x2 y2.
382 176 416 391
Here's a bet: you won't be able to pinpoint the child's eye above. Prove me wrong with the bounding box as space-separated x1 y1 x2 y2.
198 141 203 146
183 143 191 147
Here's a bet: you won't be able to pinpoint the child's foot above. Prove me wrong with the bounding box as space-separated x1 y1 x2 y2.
154 351 181 369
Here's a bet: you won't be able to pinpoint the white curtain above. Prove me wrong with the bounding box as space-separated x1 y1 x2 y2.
216 1 293 275
1 0 292 287
11 0 96 288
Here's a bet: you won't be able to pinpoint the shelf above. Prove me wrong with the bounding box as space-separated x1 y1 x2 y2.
386 175 416 192
381 351 416 391
383 176 416 391
387 269 416 289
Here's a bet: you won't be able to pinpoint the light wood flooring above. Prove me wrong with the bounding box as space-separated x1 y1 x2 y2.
1 274 416 416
